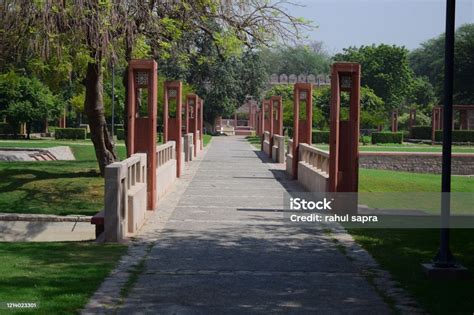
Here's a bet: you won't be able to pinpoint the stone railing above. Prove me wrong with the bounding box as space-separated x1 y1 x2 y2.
196 130 203 154
299 144 329 175
156 141 175 168
297 144 329 192
285 139 294 176
263 131 271 142
272 135 285 163
183 133 194 162
103 153 148 242
263 131 271 156
156 141 177 200
287 139 293 156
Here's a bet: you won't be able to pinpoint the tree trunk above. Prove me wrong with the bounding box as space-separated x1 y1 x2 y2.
123 39 133 156
26 121 31 140
84 61 118 176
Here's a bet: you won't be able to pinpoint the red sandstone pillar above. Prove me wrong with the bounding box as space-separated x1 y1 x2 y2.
292 83 313 179
460 109 468 130
391 110 398 132
409 109 416 137
164 81 183 177
127 59 158 210
184 97 189 134
59 108 67 128
200 99 204 149
186 94 198 156
329 63 360 193
271 96 283 136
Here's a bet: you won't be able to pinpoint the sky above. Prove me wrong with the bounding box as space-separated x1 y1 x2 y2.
285 0 474 54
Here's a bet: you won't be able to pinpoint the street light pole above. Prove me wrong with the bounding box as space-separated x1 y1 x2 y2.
435 0 456 268
422 0 468 279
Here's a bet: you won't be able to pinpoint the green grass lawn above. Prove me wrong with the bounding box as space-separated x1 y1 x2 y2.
0 242 126 314
245 135 261 149
360 168 473 193
358 171 474 313
0 140 127 216
203 134 212 147
349 229 474 315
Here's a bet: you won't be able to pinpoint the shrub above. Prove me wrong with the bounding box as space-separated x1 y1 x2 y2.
371 132 403 144
312 130 330 143
360 135 371 145
55 128 86 140
116 128 125 140
435 130 474 143
411 125 432 139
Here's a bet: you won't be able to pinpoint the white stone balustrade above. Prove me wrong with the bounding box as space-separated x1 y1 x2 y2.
104 153 147 242
156 141 177 200
297 144 329 192
271 135 285 163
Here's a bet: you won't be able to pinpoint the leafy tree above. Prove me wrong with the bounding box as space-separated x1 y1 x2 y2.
409 23 474 104
2 0 308 174
0 72 61 138
334 44 414 111
405 77 437 115
261 43 331 76
265 84 385 130
398 111 431 130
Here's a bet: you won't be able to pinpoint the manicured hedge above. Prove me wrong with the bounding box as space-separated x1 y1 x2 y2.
312 130 330 143
55 128 86 140
435 130 474 143
116 128 125 140
411 125 431 139
371 132 403 144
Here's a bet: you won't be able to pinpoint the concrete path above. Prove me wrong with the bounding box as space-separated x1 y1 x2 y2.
118 136 391 314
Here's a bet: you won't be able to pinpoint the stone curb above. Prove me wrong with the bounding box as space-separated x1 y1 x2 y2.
0 213 92 222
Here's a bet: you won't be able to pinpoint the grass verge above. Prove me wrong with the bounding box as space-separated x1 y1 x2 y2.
245 135 261 149
203 134 212 147
360 168 473 193
0 140 126 216
349 229 474 315
0 242 126 314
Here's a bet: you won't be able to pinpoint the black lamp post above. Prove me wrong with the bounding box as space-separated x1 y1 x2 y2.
437 0 456 268
422 0 468 279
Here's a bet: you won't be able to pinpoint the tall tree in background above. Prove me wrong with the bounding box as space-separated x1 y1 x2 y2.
261 43 331 76
334 44 415 111
410 23 474 104
2 0 308 174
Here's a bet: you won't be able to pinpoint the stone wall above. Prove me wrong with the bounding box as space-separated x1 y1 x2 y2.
360 152 474 175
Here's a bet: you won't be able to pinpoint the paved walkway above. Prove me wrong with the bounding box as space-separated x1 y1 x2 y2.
112 136 391 314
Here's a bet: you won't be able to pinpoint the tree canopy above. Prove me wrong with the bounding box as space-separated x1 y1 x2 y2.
261 43 331 76
0 72 61 138
410 23 474 104
334 44 415 111
1 0 308 173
